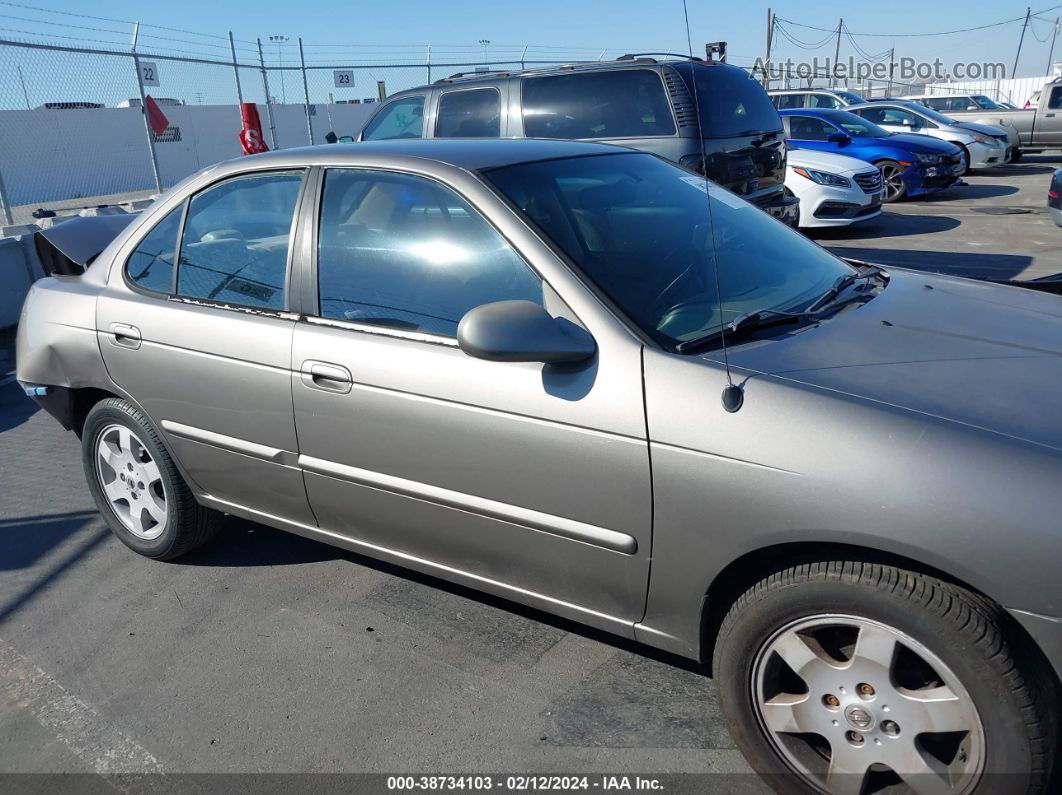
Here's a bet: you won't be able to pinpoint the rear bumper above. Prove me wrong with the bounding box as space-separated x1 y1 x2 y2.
750 190 800 226
1008 608 1062 685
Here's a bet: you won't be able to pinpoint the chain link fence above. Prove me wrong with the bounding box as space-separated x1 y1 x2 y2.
0 30 600 226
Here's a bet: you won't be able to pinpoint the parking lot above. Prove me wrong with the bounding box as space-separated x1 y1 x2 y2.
1 153 1060 780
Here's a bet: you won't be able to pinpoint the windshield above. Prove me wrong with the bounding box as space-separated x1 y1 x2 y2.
831 111 892 138
683 64 783 138
483 153 853 349
972 95 1002 109
834 90 864 105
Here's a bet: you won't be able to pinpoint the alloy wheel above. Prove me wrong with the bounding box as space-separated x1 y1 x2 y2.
94 423 168 539
752 614 985 795
880 165 905 201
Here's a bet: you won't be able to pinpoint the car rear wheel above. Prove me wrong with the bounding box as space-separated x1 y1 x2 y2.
82 397 220 560
713 560 1057 795
875 161 907 202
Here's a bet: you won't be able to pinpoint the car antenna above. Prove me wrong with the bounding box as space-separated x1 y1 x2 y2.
681 0 743 413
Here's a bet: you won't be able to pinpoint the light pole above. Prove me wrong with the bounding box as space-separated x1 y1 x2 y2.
478 38 491 66
270 34 289 104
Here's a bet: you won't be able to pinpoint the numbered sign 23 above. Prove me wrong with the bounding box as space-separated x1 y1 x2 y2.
140 61 160 87
333 70 354 88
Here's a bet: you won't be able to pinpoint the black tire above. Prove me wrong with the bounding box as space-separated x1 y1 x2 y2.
1011 148 1023 163
82 397 221 560
952 142 971 175
875 160 907 202
713 560 1057 795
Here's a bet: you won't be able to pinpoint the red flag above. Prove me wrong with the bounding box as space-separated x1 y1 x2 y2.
144 95 170 137
238 102 269 155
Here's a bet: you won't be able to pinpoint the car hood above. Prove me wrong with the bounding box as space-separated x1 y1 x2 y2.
720 269 1062 452
956 121 1008 137
786 149 875 175
879 133 960 154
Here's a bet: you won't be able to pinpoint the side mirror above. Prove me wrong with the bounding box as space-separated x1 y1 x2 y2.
827 132 851 144
457 300 596 364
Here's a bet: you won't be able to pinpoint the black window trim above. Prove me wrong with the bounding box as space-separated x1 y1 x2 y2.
434 85 503 139
518 67 679 141
301 164 551 348
121 166 310 316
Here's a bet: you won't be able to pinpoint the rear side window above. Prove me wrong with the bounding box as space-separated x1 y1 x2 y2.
126 206 182 293
436 88 501 137
522 69 675 139
361 95 425 141
316 169 542 337
772 93 805 110
176 172 302 310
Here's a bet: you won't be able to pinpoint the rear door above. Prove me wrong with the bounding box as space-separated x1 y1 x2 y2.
289 164 652 631
98 169 315 526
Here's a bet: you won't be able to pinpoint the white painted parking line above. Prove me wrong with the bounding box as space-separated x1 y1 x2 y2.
0 637 164 774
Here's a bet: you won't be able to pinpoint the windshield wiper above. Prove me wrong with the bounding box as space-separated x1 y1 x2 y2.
674 265 888 355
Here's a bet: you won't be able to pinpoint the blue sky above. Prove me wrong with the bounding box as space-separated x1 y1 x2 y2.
24 0 1062 77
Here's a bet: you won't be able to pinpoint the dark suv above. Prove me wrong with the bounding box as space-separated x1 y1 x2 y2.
358 56 798 224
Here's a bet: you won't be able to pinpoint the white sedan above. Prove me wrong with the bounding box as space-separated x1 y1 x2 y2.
786 149 884 229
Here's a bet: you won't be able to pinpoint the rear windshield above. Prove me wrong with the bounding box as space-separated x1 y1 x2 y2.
685 64 782 138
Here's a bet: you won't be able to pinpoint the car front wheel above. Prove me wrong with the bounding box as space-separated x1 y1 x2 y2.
713 560 1057 795
875 160 908 202
82 397 220 560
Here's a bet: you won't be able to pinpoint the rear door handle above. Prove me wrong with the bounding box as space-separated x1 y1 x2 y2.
300 360 352 394
109 323 142 349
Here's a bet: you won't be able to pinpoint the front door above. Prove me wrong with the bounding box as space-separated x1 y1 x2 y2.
290 166 652 629
98 169 316 527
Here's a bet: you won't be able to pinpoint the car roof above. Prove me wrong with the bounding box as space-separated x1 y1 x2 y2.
847 100 926 111
226 138 638 173
777 108 854 120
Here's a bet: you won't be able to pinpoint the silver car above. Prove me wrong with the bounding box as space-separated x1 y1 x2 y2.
16 140 1062 795
847 100 1011 171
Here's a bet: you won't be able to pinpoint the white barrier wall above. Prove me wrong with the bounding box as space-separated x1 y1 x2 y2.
0 102 376 208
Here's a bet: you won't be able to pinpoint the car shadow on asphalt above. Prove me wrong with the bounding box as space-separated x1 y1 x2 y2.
0 387 38 434
918 182 1019 201
183 518 711 676
821 245 1034 279
808 212 961 240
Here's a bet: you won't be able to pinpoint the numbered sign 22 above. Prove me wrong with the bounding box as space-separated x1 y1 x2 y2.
140 61 160 87
333 70 354 88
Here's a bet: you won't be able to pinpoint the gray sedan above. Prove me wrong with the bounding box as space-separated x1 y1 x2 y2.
16 139 1061 795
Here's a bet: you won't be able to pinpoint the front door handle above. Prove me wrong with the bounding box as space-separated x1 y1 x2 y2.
110 323 142 349
300 360 352 394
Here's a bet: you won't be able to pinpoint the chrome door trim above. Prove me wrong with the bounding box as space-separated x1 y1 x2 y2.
197 491 636 638
299 453 638 555
160 419 298 466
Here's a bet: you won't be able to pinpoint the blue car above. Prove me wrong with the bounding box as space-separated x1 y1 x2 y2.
779 108 963 202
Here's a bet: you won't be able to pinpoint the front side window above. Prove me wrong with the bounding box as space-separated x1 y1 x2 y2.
316 169 542 337
436 88 501 137
808 93 842 109
877 108 921 127
126 205 182 293
361 95 425 141
923 97 951 111
176 172 302 310
522 69 675 139
1049 87 1062 110
484 152 852 348
786 115 837 141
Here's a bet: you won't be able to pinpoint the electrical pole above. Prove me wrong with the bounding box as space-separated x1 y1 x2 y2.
1014 7 1031 78
1048 18 1060 76
886 47 895 97
833 18 843 88
763 8 774 88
